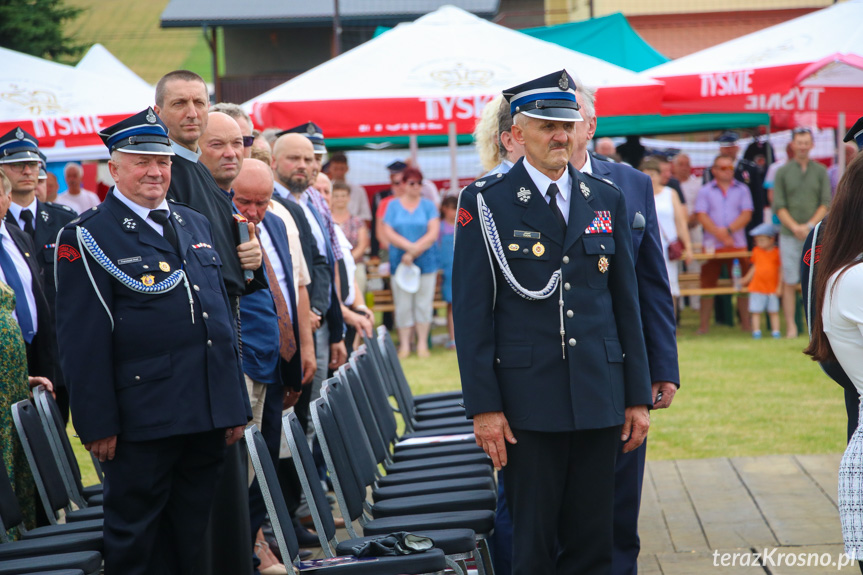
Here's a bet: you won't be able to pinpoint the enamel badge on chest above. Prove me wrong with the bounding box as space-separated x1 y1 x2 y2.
532 242 545 257
159 261 170 272
598 255 609 273
517 187 531 203
141 274 155 286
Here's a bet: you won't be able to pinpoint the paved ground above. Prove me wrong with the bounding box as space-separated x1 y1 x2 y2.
308 453 855 574
638 453 858 574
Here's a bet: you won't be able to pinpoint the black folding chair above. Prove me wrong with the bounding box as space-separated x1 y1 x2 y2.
32 386 102 508
0 551 101 575
311 397 496 575
0 454 101 542
244 425 448 575
11 401 103 526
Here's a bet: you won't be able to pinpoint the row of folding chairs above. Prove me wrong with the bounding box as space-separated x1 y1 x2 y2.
245 327 499 575
0 388 105 574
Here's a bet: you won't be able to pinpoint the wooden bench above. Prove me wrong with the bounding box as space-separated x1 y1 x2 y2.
366 264 448 314
679 249 751 297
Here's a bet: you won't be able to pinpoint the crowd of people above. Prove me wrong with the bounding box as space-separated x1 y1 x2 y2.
0 61 857 575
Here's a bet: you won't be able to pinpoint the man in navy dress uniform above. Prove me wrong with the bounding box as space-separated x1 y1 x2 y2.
453 70 652 574
55 108 251 575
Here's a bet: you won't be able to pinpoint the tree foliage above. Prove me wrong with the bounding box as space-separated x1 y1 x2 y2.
0 0 83 61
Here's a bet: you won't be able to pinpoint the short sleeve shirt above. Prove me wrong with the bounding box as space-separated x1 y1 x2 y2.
773 160 831 235
694 180 753 250
384 197 439 274
749 246 781 294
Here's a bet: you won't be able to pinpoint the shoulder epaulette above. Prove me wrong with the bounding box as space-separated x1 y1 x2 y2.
583 171 621 192
468 172 506 193
45 202 77 214
168 197 205 217
63 206 100 229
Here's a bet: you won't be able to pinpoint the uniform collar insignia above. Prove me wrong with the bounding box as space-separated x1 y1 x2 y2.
122 217 137 231
40 210 49 222
517 187 531 203
579 181 590 199
172 211 184 225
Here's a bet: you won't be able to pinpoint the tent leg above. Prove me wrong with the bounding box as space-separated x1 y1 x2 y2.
448 122 458 196
838 112 847 176
409 135 418 166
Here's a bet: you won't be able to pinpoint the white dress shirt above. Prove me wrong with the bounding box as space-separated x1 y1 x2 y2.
258 222 292 321
7 197 38 232
523 158 573 224
0 222 38 330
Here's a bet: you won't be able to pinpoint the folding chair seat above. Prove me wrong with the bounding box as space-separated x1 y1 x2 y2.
32 387 103 508
0 454 101 544
322 379 492 496
19 571 84 575
311 399 495 575
0 531 102 560
371 477 495 503
244 425 448 575
11 401 104 526
281 412 481 575
342 358 476 464
0 551 102 575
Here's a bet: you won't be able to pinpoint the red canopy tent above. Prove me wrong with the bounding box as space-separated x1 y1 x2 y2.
643 0 863 130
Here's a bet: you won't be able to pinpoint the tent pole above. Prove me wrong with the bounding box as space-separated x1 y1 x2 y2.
838 112 847 176
409 135 418 165
449 122 458 195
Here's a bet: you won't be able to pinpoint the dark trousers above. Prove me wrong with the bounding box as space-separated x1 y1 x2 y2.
611 439 647 575
504 426 620 575
101 430 226 575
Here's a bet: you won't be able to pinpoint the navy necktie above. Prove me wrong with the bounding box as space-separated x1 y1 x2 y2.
149 210 179 254
0 239 35 343
547 183 567 231
19 210 35 239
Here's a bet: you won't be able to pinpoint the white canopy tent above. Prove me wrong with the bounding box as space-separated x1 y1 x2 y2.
76 44 153 91
246 5 663 140
0 45 154 161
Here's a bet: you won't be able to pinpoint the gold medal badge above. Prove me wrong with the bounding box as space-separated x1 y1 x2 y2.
598 255 609 273
141 274 155 287
159 261 170 272
532 242 545 257
508 243 519 252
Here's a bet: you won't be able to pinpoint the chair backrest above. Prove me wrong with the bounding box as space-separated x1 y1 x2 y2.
244 426 301 567
282 411 339 552
0 457 26 542
339 362 390 466
321 382 377 489
354 351 400 447
377 327 419 413
310 398 366 530
33 386 87 508
11 400 71 523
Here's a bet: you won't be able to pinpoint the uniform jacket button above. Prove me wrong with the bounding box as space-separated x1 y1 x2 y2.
564 282 571 291
566 310 574 318
568 338 577 347
207 340 213 347
495 358 501 364
562 256 570 264
193 285 200 291
134 375 141 381
202 312 209 320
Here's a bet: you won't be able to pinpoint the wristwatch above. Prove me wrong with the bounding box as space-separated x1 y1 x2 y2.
311 306 323 317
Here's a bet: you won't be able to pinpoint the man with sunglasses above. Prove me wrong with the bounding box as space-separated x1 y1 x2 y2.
773 127 831 339
694 155 753 334
210 102 256 159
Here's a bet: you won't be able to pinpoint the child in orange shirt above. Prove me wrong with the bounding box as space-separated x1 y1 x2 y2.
741 223 783 338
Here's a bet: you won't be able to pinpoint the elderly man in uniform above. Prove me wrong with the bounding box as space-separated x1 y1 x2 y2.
453 70 652 575
55 109 251 575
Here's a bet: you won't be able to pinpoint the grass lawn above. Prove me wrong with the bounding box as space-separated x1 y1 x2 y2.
70 306 847 487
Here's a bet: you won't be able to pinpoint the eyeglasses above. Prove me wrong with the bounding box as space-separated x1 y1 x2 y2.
713 165 735 172
242 136 255 148
5 161 40 173
406 181 422 186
